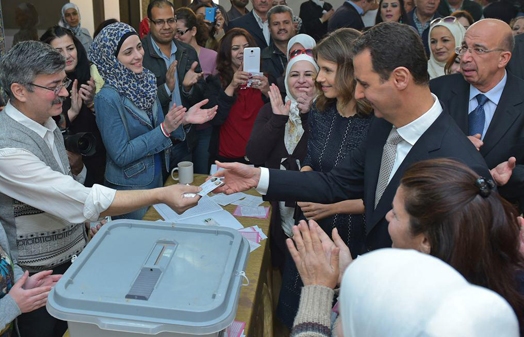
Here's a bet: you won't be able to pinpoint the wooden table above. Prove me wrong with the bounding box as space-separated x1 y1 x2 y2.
65 174 273 337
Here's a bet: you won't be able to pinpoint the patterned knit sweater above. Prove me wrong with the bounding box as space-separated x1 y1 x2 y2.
291 285 336 337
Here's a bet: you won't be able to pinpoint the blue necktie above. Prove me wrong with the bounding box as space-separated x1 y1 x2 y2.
469 94 489 137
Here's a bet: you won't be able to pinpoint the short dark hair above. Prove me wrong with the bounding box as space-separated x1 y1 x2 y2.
147 0 175 20
353 22 429 85
267 5 293 25
0 41 65 99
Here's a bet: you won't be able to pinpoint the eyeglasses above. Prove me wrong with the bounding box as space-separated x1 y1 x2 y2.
175 28 190 37
28 78 72 96
150 18 176 27
455 45 506 56
430 16 457 26
289 48 313 60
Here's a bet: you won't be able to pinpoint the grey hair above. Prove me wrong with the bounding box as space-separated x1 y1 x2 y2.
0 41 65 99
267 5 294 25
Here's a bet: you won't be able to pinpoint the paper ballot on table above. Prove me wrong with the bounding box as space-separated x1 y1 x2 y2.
153 196 243 230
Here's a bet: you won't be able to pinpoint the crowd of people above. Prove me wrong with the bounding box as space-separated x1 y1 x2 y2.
0 0 524 336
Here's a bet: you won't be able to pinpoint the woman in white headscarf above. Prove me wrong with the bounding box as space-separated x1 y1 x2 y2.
338 249 520 337
58 3 93 52
427 17 465 79
246 53 318 272
286 33 317 60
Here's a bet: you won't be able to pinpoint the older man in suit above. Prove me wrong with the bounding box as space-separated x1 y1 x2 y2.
431 19 524 212
213 23 512 254
228 0 272 49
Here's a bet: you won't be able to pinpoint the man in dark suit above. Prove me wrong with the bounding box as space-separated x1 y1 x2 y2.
431 19 524 211
227 0 272 49
328 0 370 32
213 23 511 254
141 0 205 171
299 0 335 41
507 32 524 79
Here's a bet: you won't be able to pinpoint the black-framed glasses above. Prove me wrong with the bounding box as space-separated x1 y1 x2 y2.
28 78 72 96
175 28 190 37
430 16 457 26
289 48 313 59
150 17 176 27
455 45 506 56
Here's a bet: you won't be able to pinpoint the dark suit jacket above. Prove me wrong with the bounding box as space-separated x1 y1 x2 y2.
437 0 483 21
508 33 524 80
264 111 490 253
430 73 524 211
328 2 364 33
300 0 330 41
227 11 270 49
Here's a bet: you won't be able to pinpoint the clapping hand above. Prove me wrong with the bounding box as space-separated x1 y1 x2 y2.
286 220 339 288
490 156 516 186
183 99 218 124
10 270 61 313
79 77 96 108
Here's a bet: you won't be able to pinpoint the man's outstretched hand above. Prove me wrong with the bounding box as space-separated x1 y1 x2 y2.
213 161 262 194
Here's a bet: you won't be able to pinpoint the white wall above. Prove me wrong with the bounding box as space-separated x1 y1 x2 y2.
104 0 121 21
75 0 95 36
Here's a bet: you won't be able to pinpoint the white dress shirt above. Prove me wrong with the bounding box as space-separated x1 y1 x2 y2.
0 103 116 223
256 94 443 193
253 10 270 46
468 71 507 140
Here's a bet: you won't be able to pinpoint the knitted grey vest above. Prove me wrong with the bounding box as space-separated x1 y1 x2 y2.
0 111 76 264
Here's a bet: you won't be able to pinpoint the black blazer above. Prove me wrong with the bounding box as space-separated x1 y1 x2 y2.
430 73 524 210
263 111 490 253
327 2 364 33
508 33 524 80
227 11 270 49
299 0 330 42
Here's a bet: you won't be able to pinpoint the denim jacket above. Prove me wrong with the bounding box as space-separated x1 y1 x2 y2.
95 85 185 187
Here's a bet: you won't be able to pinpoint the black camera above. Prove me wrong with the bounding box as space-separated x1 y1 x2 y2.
62 130 97 156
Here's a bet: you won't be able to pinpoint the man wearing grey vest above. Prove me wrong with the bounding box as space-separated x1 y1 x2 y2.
0 41 201 337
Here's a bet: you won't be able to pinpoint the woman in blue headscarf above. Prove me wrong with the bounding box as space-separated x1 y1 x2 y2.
89 22 217 220
58 3 93 53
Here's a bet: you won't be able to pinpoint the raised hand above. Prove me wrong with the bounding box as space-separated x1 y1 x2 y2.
213 161 261 194
182 61 203 90
286 220 339 288
183 99 218 124
68 79 82 122
79 77 96 108
268 84 290 116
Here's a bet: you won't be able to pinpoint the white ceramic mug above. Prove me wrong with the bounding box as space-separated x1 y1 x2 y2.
171 161 194 184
